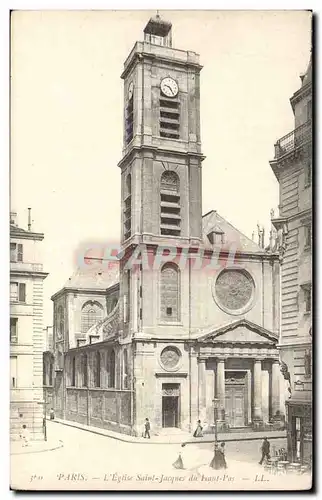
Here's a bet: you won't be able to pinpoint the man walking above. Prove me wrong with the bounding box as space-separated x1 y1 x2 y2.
144 417 151 439
20 424 30 447
259 437 270 465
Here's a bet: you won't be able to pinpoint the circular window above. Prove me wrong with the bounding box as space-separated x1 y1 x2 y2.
160 346 181 372
214 269 255 315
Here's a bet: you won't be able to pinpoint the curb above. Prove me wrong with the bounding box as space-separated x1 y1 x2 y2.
50 419 286 446
10 440 64 456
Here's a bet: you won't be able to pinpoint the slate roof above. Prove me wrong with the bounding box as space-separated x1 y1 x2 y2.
10 224 44 240
202 210 263 253
63 259 119 291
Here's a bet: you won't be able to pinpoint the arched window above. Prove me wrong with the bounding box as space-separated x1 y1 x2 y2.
57 305 65 339
160 263 180 322
160 171 181 236
81 354 88 387
94 352 101 388
123 349 129 389
81 301 103 334
161 171 180 192
71 357 76 386
108 350 116 388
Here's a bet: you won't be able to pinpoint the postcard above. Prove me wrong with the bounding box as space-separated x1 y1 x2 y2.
10 9 312 491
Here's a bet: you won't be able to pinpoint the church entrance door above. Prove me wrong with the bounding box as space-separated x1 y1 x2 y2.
225 372 246 428
162 383 180 428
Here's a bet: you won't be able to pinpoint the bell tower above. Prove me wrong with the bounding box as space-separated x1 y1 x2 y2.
118 14 204 337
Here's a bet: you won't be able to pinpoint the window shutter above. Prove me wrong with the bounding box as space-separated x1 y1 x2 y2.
17 244 23 262
10 318 18 343
19 283 26 302
10 282 18 301
10 243 17 262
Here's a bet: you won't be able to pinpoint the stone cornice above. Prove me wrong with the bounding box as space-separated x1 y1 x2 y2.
277 340 312 349
273 208 311 226
66 338 118 353
10 229 44 241
51 287 109 301
196 318 278 344
10 270 48 279
121 49 202 81
270 140 311 177
199 347 279 359
290 82 312 111
119 240 279 263
155 372 188 378
118 145 205 170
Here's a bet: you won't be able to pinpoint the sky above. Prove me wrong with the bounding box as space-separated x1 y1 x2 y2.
10 10 312 326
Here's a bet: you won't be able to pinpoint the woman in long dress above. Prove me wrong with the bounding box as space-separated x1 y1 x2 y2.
218 442 227 469
173 443 186 469
193 420 203 438
210 443 220 469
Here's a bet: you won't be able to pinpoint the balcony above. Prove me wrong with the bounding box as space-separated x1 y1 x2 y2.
10 261 43 273
274 120 312 159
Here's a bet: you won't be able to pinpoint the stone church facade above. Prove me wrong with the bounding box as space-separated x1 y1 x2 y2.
50 15 284 436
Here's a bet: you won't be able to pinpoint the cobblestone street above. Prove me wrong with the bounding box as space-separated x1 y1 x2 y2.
10 421 311 491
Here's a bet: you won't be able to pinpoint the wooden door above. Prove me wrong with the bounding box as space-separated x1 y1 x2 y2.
225 384 245 427
162 396 179 427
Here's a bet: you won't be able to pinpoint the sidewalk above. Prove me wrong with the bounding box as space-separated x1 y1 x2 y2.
50 417 286 445
10 438 63 455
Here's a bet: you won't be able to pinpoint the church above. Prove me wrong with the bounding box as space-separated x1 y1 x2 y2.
50 15 285 437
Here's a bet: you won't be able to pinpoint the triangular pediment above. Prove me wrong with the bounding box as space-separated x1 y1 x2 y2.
197 319 278 345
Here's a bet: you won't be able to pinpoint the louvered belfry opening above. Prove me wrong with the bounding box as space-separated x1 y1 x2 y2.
124 174 132 240
160 171 181 237
159 94 180 139
125 94 134 144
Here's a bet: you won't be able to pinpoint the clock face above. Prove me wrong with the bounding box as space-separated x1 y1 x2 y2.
128 82 134 100
161 77 178 98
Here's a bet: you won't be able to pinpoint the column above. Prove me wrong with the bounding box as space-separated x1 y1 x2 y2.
216 358 226 418
198 358 207 420
205 369 215 423
190 352 199 428
253 359 263 422
271 359 280 417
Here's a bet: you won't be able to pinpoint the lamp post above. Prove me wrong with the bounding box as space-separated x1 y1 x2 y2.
213 398 219 445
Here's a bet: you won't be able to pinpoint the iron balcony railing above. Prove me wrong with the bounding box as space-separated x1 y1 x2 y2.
274 120 312 159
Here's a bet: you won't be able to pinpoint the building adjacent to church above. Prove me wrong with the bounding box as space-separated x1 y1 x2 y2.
270 55 312 465
10 211 48 440
49 15 285 437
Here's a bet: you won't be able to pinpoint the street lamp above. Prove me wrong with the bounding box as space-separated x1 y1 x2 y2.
213 398 220 445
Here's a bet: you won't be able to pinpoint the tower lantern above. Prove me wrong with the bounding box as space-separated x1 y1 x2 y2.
143 13 172 47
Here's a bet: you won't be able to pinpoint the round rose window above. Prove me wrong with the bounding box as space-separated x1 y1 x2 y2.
160 346 181 371
214 269 254 313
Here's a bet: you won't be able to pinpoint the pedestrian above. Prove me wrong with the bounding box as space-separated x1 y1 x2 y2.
173 443 186 470
209 442 221 469
259 437 271 465
218 442 227 469
144 417 151 439
50 408 55 420
193 420 203 438
20 424 29 447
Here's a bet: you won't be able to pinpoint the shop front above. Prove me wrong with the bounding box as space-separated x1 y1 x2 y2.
286 395 312 466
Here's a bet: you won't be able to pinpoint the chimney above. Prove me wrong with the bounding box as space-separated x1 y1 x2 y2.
10 211 17 226
28 208 32 231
